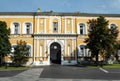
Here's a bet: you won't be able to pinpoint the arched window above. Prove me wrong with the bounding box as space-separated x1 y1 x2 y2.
78 45 88 57
110 24 117 29
11 22 20 34
78 23 86 35
26 23 32 34
23 22 32 34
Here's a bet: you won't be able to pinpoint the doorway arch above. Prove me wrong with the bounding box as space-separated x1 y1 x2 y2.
50 42 61 64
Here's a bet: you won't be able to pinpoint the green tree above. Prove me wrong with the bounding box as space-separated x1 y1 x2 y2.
0 21 11 66
85 16 119 65
12 40 30 66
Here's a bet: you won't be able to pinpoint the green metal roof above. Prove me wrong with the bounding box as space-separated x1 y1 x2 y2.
0 12 120 17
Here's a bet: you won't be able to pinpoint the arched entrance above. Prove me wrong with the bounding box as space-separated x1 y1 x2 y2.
50 42 61 64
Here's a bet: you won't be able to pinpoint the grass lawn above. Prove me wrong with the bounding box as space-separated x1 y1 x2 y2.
103 64 120 68
0 66 29 71
88 64 120 68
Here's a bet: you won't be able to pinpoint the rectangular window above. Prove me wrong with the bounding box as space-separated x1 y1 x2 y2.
53 22 58 33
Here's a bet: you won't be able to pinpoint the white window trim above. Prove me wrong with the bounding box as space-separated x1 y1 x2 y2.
77 23 86 35
22 22 33 34
78 44 88 57
10 22 20 34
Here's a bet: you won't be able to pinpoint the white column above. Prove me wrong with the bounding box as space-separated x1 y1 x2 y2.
65 40 66 57
40 45 42 57
72 19 74 34
49 16 52 33
68 45 70 56
33 39 37 63
44 40 47 57
64 17 66 34
48 43 50 64
59 18 61 33
37 39 39 57
37 18 39 34
72 39 74 57
44 18 46 33
74 39 77 60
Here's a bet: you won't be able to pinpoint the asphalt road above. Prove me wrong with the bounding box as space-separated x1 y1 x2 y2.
0 65 120 80
39 65 120 80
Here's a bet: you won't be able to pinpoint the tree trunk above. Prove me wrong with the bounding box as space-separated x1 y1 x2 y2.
95 51 99 66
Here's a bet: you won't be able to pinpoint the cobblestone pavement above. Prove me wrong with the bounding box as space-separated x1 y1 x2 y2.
0 65 120 81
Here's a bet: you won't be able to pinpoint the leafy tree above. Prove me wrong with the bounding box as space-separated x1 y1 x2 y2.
12 40 30 66
85 16 119 65
0 21 11 66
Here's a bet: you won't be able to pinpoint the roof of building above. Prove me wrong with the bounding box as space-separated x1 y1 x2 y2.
0 12 120 17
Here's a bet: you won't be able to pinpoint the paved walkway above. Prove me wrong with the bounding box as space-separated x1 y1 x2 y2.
0 66 120 81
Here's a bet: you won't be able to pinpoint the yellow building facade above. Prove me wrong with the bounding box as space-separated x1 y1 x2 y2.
0 11 120 65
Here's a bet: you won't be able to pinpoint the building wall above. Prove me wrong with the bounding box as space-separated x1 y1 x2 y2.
0 14 120 65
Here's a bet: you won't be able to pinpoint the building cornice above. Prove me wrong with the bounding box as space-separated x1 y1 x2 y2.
33 34 78 37
0 12 120 17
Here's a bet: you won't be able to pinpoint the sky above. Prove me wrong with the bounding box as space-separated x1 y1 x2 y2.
0 0 120 14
